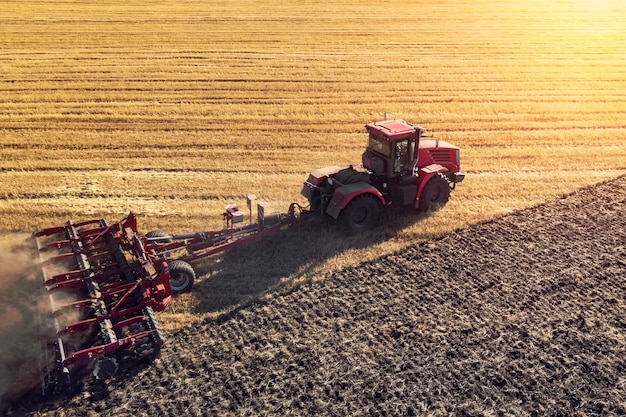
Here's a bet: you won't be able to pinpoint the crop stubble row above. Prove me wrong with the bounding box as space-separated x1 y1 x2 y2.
1 0 626 235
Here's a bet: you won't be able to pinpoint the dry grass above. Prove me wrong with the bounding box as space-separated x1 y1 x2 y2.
1 0 625 329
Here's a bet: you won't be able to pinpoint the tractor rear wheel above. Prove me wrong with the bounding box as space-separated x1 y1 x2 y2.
419 173 451 212
340 194 381 233
168 260 195 294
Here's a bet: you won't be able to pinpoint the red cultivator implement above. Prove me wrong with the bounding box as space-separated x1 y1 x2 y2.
33 198 302 396
34 214 171 396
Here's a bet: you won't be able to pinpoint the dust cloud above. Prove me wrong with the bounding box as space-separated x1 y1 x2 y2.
0 235 48 408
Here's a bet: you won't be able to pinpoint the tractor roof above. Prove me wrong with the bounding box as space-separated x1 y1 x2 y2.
365 119 421 141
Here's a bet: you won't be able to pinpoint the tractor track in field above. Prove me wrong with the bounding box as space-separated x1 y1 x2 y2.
10 175 626 416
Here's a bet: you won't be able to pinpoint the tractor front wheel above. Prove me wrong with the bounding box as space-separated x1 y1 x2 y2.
340 194 381 234
419 173 451 212
168 260 195 294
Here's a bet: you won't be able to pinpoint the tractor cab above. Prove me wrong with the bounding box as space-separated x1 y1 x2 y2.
362 119 423 180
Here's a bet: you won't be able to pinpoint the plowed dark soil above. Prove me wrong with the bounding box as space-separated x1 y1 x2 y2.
10 176 626 416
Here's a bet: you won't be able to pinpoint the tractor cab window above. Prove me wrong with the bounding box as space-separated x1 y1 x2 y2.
367 134 391 157
394 140 410 174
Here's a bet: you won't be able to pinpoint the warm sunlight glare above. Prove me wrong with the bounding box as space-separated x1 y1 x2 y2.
573 0 619 10
535 0 626 57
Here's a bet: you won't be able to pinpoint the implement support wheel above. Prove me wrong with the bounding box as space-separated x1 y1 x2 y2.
146 229 172 243
168 260 195 294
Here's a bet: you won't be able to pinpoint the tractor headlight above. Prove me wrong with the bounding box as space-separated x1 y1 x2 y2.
455 149 461 168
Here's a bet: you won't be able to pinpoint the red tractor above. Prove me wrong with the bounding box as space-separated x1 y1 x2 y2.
302 119 464 232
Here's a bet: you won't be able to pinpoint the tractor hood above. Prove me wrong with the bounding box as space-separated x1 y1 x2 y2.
418 140 461 172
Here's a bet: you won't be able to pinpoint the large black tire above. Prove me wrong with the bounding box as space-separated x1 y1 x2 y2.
340 194 381 233
146 229 172 243
419 173 451 212
168 260 195 294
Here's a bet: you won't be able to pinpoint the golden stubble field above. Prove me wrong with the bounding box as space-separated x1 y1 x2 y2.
1 0 625 330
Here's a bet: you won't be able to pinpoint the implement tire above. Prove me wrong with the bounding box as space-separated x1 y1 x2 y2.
146 229 172 243
340 194 381 234
168 260 195 294
419 173 451 213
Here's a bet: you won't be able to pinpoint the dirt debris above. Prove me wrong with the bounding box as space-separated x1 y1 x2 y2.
0 236 49 408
